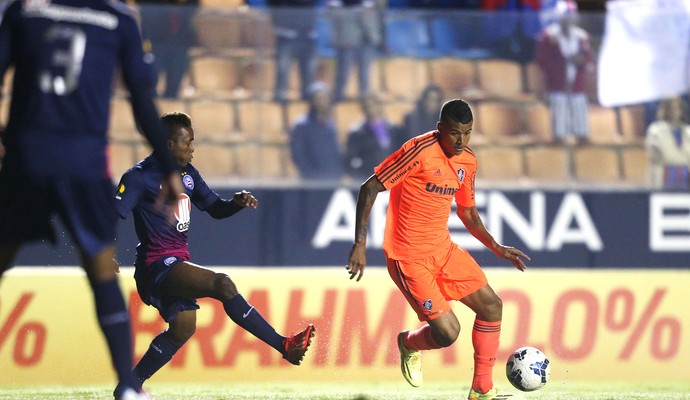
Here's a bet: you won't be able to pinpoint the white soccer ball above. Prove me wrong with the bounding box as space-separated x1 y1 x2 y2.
505 346 551 392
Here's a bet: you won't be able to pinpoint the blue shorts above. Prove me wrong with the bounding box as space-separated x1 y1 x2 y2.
134 256 199 323
0 169 117 259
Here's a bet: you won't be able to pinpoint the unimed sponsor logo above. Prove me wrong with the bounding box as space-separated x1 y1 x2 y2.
424 183 458 196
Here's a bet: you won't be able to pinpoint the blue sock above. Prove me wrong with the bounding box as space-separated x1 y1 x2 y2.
91 279 138 390
223 294 285 353
133 331 182 384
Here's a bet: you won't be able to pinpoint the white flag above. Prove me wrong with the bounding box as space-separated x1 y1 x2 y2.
598 0 690 107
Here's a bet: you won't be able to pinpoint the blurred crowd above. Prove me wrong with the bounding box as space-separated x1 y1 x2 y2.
2 0 686 189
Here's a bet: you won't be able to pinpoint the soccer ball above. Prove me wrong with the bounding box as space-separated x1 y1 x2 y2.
505 346 551 392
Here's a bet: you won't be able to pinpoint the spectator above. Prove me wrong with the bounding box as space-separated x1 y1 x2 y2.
646 96 690 190
534 0 593 145
268 0 319 103
402 84 444 140
289 82 344 181
138 0 199 99
345 92 405 180
327 0 385 102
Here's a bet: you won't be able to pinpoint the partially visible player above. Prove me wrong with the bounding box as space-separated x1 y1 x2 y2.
113 112 315 397
0 1 183 399
346 99 530 400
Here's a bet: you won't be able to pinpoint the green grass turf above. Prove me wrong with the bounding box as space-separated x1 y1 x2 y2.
1 381 689 400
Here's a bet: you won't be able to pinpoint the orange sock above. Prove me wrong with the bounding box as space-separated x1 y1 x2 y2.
471 319 501 393
403 325 443 351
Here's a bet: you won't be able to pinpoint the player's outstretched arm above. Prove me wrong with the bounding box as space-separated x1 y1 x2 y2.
457 205 530 271
347 175 386 282
205 190 258 220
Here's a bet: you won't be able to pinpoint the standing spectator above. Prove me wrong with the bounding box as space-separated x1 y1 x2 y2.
327 0 385 102
345 92 405 180
646 96 690 190
268 0 319 103
0 1 183 399
139 0 199 99
535 0 593 145
289 82 344 181
403 84 444 140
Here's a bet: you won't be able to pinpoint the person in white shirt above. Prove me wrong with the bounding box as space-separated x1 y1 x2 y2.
534 0 594 145
646 96 690 190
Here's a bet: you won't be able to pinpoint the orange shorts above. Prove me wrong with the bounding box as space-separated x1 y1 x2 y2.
387 242 488 322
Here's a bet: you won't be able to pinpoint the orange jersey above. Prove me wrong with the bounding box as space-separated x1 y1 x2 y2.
374 131 477 260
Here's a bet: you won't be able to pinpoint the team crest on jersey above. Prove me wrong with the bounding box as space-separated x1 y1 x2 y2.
174 193 192 232
163 257 178 266
422 299 433 311
457 168 466 182
183 174 194 190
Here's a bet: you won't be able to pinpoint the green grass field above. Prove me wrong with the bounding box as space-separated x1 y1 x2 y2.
1 381 689 400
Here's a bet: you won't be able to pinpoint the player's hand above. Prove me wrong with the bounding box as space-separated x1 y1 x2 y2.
496 245 530 272
346 242 367 282
157 172 184 224
233 190 258 209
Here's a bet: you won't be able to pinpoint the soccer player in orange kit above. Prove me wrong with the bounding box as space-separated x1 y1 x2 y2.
346 99 530 400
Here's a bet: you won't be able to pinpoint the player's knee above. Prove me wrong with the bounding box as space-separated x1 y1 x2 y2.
483 295 503 321
214 273 239 299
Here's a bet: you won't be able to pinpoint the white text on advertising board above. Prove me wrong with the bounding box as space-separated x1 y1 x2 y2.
313 189 603 251
649 193 690 252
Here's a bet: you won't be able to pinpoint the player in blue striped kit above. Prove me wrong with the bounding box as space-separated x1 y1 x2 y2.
0 1 183 399
114 112 315 397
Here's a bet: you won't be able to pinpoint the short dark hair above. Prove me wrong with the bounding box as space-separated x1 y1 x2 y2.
439 99 473 125
161 112 192 141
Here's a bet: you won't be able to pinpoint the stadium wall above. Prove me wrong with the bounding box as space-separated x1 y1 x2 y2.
12 188 690 268
1 268 688 385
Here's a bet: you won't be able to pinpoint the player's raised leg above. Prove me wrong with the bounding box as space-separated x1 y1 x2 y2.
388 257 459 387
163 261 315 365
